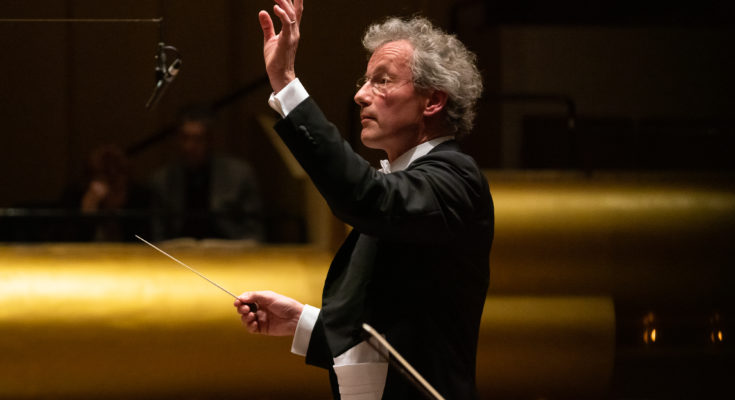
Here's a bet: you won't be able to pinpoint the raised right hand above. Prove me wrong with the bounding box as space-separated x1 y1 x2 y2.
257 0 304 93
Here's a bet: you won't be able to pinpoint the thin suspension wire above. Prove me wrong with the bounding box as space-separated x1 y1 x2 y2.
0 18 162 23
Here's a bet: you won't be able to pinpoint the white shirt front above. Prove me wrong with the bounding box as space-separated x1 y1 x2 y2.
379 135 455 174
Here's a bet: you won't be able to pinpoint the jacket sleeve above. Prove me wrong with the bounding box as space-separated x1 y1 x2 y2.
274 98 487 244
304 313 334 369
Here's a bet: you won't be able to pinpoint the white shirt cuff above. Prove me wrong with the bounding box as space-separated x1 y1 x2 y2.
267 78 309 118
290 304 320 357
333 362 389 399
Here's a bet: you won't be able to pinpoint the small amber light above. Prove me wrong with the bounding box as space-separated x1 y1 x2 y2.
642 312 657 345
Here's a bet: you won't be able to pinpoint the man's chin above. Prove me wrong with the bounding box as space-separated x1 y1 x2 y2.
360 130 385 151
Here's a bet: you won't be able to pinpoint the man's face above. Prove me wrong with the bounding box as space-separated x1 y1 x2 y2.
354 40 429 161
178 120 211 167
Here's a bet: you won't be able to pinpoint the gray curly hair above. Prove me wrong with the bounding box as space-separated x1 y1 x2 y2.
362 16 483 138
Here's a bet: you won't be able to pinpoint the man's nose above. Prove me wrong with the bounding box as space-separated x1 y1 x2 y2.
354 82 372 107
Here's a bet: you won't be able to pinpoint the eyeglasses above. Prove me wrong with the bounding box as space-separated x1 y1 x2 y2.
356 74 411 96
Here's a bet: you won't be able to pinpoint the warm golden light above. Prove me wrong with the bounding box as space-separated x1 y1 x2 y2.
710 330 724 343
0 243 333 398
642 312 657 345
0 244 328 324
709 313 725 344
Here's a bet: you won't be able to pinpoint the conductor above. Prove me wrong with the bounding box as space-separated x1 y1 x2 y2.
234 1 493 398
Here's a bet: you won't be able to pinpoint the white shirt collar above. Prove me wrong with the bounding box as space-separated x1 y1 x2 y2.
379 136 455 174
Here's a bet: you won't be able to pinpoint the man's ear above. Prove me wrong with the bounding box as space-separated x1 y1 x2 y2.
423 90 448 117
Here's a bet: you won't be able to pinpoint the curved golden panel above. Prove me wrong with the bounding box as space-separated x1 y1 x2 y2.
486 172 735 299
0 244 332 398
0 245 615 399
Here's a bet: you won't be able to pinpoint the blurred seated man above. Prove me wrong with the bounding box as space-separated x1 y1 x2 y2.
149 106 263 242
60 144 150 241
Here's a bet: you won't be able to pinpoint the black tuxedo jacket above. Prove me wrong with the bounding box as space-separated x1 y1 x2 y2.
274 98 493 399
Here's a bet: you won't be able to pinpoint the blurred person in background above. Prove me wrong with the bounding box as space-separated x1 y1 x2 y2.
149 105 263 242
60 144 149 241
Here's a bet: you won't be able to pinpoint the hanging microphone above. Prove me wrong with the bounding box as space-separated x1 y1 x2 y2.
145 42 182 109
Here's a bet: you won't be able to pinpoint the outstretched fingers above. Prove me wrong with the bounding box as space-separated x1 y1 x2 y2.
272 5 295 35
258 10 275 43
294 0 303 23
273 0 297 22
